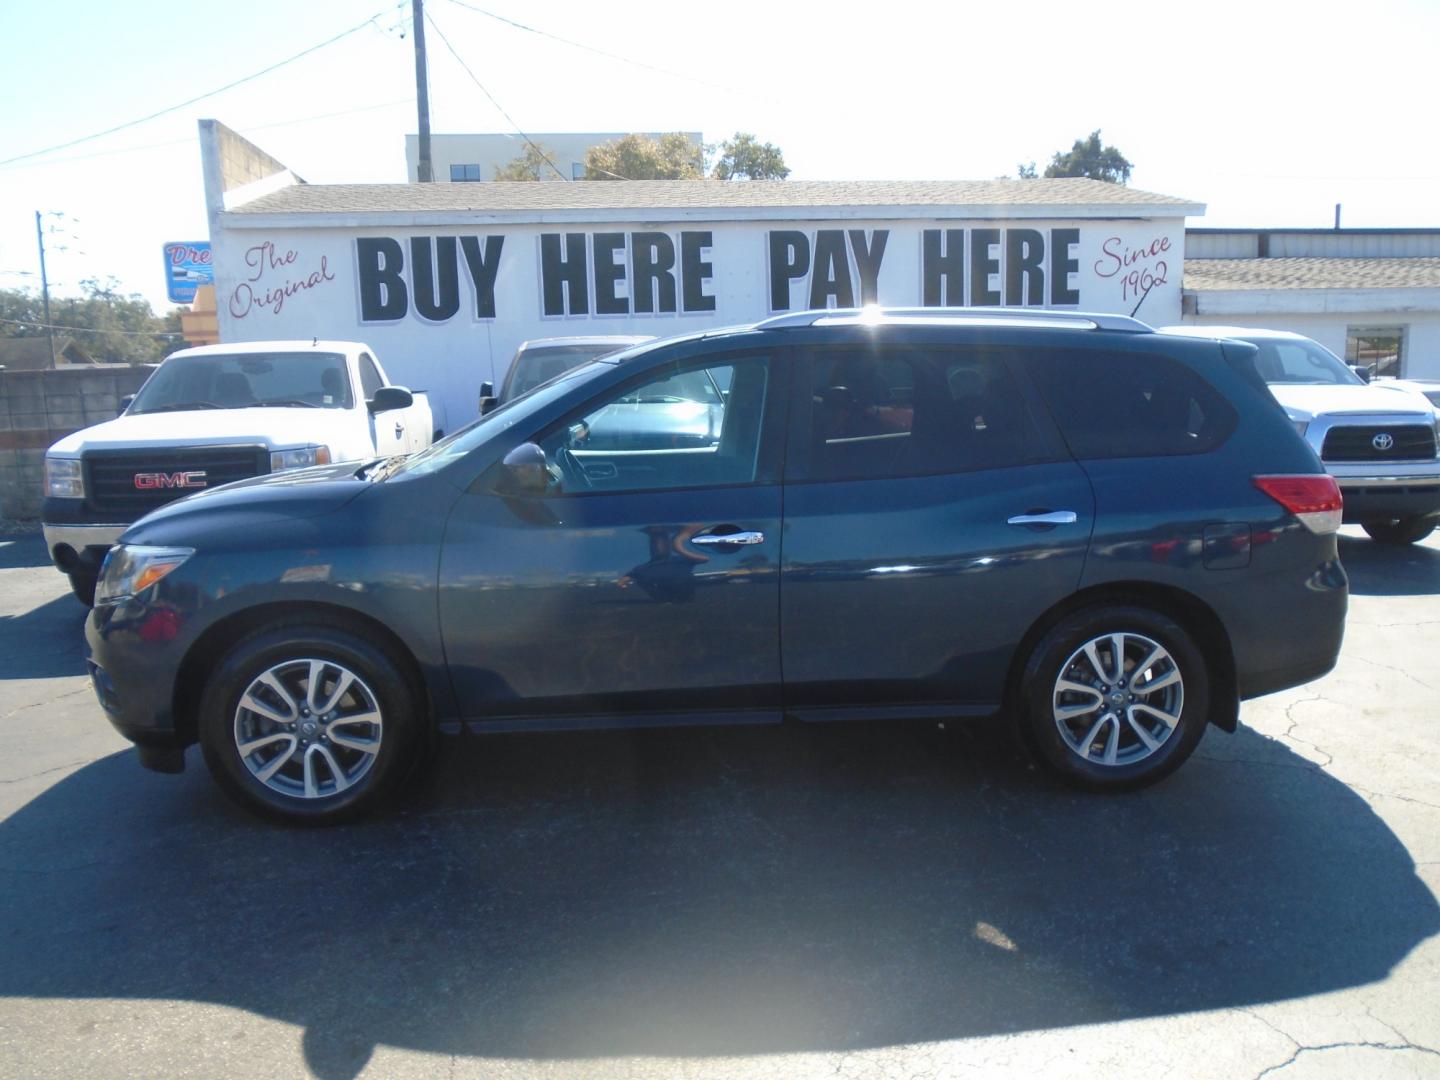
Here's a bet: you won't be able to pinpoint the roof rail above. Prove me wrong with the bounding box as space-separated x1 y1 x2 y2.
753 306 1153 333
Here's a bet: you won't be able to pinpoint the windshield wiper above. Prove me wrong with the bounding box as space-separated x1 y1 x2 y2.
244 398 322 408
358 455 408 481
144 401 224 412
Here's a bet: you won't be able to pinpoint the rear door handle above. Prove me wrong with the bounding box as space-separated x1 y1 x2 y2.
1007 511 1078 527
691 530 765 546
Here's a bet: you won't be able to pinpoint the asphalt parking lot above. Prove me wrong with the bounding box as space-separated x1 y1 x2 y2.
1 529 1437 1080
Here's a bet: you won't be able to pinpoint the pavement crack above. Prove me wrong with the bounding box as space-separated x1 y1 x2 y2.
0 759 91 785
1254 1040 1440 1079
0 684 92 722
1349 654 1440 694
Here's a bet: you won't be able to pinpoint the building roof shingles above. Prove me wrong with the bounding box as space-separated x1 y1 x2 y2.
1184 257 1440 292
232 177 1200 216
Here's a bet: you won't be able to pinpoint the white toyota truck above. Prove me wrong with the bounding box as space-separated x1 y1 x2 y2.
42 340 434 604
1164 326 1440 544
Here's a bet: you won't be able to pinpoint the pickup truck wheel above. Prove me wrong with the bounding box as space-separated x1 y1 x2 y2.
67 570 97 607
198 623 420 824
1019 606 1210 792
1362 516 1437 545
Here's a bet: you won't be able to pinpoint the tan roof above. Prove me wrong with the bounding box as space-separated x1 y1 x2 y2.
230 177 1201 217
1184 257 1440 291
0 337 95 370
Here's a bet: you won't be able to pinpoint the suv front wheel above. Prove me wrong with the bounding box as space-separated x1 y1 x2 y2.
198 622 422 823
1019 606 1210 791
1362 516 1437 545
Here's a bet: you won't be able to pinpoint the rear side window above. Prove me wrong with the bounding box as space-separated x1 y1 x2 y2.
797 346 1051 481
1024 350 1237 459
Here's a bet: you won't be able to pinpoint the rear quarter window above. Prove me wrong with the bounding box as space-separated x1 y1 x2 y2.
1024 349 1237 460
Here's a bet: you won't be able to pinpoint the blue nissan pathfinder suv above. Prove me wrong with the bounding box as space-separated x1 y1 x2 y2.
85 309 1348 822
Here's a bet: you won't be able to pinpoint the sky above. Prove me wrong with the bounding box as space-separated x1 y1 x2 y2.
2 0 1437 314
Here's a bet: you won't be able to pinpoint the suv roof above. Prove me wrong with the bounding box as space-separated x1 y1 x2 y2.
1158 325 1309 342
752 306 1154 334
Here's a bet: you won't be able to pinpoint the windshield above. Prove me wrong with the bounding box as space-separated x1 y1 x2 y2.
391 359 612 479
507 344 623 399
129 352 353 414
1244 338 1364 387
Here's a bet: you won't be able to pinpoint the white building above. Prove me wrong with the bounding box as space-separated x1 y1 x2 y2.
1180 228 1440 379
202 122 1199 433
403 132 704 183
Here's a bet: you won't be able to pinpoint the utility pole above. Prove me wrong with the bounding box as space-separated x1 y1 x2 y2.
34 210 56 367
412 0 433 182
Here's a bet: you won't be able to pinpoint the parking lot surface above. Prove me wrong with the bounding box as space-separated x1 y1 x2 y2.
1 528 1437 1079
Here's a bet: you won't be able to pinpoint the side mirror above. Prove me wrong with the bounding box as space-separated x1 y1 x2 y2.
1349 364 1372 383
369 385 414 413
478 381 498 416
119 394 135 415
501 442 550 496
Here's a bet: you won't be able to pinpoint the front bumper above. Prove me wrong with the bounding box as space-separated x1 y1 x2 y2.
1334 474 1440 522
42 497 134 574
85 594 196 757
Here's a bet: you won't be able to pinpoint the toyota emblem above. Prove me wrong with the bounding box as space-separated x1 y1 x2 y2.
1372 432 1395 453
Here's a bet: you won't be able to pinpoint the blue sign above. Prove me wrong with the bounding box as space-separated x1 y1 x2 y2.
163 241 213 304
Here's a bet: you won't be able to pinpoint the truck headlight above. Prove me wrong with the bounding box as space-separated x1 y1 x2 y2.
270 445 332 472
45 456 85 498
95 545 194 605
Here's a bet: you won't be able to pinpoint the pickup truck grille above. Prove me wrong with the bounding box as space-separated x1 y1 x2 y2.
1321 424 1436 462
83 445 270 518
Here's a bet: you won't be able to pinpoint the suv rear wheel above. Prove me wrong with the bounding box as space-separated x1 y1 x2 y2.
198 623 421 824
1362 516 1437 545
1019 605 1210 791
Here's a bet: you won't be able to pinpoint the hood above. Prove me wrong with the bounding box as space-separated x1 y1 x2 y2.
120 460 373 543
47 408 359 455
1267 383 1437 422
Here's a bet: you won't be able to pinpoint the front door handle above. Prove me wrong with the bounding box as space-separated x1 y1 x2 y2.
394 422 405 439
691 530 765 546
1007 510 1078 527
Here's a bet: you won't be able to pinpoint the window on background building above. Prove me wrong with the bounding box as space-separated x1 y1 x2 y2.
448 163 482 182
571 162 586 179
1346 326 1405 379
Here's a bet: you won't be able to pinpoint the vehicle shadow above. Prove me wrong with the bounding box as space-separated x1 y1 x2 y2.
1 719 1435 1078
0 533 50 571
1338 533 1440 596
0 593 89 680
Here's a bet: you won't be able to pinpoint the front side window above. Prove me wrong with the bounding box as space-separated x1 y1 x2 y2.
358 354 384 401
533 355 769 494
1346 325 1405 379
796 346 1048 481
1025 350 1237 460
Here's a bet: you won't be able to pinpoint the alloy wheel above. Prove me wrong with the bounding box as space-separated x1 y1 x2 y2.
1051 631 1184 767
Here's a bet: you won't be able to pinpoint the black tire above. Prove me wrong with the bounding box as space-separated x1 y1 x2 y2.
1362 517 1437 545
67 570 97 607
198 621 423 824
1018 605 1210 792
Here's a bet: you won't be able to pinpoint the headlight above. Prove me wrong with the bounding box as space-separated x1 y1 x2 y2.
95 545 194 605
270 445 332 472
45 456 84 498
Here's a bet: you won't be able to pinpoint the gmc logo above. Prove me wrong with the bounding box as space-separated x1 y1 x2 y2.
134 471 208 490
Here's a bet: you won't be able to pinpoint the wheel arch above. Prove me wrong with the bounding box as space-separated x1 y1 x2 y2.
172 601 432 744
1002 581 1239 733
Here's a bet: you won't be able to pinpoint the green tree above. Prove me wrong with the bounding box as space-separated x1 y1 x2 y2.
1038 130 1132 184
0 279 179 364
583 133 703 180
709 132 790 180
493 143 557 181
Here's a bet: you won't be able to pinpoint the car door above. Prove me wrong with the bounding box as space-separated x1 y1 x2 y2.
360 352 408 455
438 349 787 727
780 338 1095 715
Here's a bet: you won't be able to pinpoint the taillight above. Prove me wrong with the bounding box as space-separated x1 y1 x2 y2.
1253 474 1343 535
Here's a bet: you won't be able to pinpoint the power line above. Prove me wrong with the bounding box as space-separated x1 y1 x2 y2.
444 0 769 102
0 10 396 167
0 317 183 339
2 98 415 170
423 11 570 181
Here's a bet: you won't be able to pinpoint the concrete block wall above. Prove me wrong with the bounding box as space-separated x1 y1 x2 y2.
0 366 153 523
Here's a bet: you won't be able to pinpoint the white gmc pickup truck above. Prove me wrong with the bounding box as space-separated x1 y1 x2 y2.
42 340 434 604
